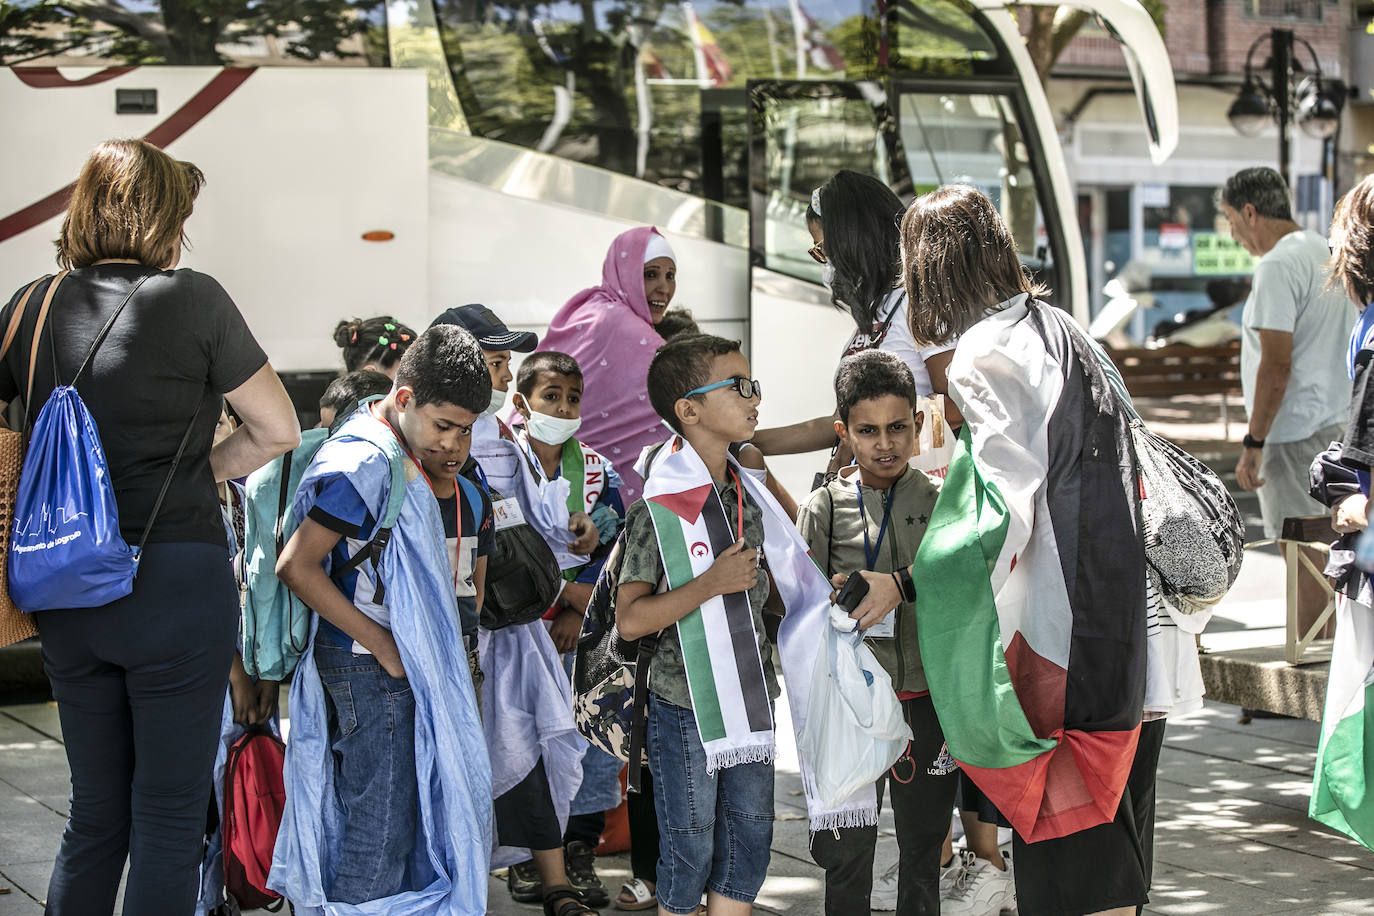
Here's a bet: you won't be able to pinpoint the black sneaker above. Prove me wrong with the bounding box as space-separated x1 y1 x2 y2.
563 840 609 907
508 859 543 903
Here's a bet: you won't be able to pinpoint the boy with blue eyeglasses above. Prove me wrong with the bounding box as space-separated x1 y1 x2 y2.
614 334 777 916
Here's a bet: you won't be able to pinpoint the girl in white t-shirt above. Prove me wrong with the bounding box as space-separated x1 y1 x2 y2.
752 170 961 459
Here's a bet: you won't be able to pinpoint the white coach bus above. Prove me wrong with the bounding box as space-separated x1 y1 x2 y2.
1 0 1176 481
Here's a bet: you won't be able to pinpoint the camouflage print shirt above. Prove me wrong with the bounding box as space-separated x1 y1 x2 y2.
618 476 780 711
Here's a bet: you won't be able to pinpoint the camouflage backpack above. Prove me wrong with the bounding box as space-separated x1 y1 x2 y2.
571 526 659 794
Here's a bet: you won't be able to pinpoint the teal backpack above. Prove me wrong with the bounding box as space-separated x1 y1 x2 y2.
240 405 407 680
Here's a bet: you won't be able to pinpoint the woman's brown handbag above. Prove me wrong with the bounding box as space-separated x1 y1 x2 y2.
0 274 65 647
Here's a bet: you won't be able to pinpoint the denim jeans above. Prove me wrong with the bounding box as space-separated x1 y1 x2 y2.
647 694 775 914
314 641 419 904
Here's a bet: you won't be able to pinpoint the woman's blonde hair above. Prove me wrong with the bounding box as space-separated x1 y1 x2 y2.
1329 174 1374 307
58 139 205 270
898 185 1046 346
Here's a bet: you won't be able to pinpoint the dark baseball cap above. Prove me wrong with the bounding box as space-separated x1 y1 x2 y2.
429 303 538 352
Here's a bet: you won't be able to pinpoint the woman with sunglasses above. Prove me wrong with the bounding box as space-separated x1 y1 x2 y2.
752 170 961 463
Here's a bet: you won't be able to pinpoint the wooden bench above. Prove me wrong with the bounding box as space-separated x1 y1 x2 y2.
1104 342 1242 436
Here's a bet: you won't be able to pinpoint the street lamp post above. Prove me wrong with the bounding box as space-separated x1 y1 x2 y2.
1227 28 1345 190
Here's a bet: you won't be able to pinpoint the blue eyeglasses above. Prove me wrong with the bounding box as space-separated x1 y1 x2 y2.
682 377 762 400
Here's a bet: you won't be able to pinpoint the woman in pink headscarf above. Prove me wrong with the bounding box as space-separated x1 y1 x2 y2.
538 226 676 503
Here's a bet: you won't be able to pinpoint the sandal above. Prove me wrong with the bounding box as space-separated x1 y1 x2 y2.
615 878 657 911
544 885 598 916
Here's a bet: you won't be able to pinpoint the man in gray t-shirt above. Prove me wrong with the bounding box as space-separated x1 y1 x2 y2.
1220 168 1357 537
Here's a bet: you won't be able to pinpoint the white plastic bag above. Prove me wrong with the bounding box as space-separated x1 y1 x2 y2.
798 621 912 808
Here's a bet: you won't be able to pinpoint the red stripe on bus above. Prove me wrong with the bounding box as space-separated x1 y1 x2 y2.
0 68 256 244
12 67 136 89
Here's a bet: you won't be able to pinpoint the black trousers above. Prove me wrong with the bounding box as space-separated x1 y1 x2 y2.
36 543 239 916
809 694 959 916
1011 717 1167 916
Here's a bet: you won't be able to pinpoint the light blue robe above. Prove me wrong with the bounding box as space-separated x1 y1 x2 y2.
269 420 494 915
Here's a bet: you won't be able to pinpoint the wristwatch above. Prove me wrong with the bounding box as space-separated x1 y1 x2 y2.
1242 433 1265 450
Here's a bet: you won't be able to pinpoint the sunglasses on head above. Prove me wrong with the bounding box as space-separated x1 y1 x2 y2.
682 377 762 400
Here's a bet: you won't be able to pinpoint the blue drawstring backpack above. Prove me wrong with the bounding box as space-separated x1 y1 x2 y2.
10 273 202 612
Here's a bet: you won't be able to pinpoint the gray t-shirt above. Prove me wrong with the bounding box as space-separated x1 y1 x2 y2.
1241 229 1356 443
618 477 779 711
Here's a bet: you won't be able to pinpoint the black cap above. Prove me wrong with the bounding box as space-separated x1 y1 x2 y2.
429 304 537 352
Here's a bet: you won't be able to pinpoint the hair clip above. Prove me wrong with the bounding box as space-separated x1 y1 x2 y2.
400 333 411 342
385 323 396 332
350 331 358 343
390 343 397 350
378 335 390 346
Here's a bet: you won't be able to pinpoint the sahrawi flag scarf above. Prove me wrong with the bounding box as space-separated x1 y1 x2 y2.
1310 588 1374 850
637 437 879 830
1309 316 1374 851
913 295 1149 843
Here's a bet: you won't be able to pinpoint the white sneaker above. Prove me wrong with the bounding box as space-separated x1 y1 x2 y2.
939 849 977 901
871 859 899 911
942 857 1016 916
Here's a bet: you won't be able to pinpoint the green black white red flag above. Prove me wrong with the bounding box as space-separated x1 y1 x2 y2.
913 296 1148 843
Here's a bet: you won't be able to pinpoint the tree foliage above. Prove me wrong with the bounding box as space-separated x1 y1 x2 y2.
0 0 383 65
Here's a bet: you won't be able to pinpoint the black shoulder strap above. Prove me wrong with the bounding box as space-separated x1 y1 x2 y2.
275 449 296 555
626 631 659 794
64 273 154 387
874 290 903 340
332 527 394 604
136 397 204 559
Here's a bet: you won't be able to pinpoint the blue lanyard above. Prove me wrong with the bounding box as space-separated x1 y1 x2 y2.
856 482 894 571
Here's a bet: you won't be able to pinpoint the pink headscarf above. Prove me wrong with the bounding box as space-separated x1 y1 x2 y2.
537 226 669 503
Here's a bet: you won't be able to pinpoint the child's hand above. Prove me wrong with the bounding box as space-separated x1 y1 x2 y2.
228 654 258 726
550 608 583 653
376 634 408 681
569 512 599 554
1335 493 1369 533
701 539 759 598
829 573 848 604
849 570 901 632
252 679 280 725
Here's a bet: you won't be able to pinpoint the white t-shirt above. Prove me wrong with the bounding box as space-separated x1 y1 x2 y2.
839 289 955 394
1241 229 1357 443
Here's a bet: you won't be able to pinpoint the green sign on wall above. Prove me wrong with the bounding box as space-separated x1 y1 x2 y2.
1193 232 1256 276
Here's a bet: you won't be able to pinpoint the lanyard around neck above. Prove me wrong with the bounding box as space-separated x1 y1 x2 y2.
856 480 894 571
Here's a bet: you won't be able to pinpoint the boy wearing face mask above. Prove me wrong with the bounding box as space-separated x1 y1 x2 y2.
511 350 627 907
512 351 626 638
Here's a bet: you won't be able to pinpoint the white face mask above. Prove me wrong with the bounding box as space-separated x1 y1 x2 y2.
482 387 507 417
518 395 582 445
821 262 836 290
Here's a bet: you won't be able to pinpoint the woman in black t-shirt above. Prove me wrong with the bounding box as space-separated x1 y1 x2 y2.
0 139 299 915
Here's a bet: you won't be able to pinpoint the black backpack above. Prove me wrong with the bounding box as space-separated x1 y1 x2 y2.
458 472 562 630
570 444 668 793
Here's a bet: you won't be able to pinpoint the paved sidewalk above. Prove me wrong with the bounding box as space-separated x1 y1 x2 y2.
4 393 1371 914
2 694 1372 915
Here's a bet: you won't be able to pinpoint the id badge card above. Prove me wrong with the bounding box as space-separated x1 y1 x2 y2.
866 610 896 639
491 497 527 531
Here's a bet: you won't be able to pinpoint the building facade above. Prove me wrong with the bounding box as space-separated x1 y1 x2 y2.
1043 0 1369 326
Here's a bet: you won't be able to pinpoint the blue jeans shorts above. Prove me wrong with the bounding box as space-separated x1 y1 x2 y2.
647 694 775 914
315 641 419 904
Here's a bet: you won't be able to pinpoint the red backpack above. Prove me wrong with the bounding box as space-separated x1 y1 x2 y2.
223 728 287 910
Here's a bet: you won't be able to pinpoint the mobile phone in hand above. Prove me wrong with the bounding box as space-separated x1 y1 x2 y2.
834 573 869 614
